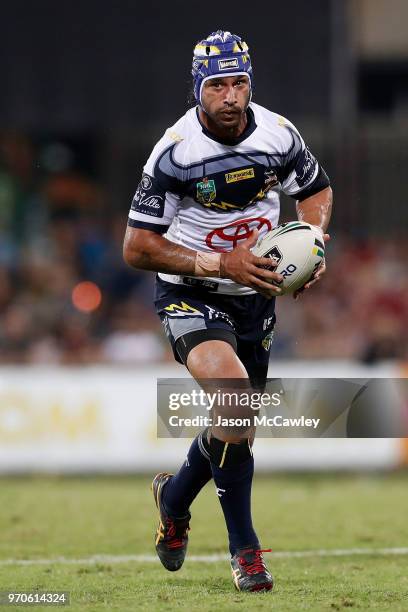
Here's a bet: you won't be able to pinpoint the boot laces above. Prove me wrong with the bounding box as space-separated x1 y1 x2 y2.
165 518 190 549
239 548 272 575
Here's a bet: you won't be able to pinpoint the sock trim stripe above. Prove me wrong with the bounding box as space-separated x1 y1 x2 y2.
198 433 210 460
219 442 229 468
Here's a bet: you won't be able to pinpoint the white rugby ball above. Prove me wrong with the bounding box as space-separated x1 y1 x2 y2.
252 221 325 295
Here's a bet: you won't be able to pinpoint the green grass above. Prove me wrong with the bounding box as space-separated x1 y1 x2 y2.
0 473 408 610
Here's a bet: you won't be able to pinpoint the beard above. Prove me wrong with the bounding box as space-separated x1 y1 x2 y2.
203 94 250 133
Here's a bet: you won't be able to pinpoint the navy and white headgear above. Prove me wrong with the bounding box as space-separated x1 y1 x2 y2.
192 30 253 106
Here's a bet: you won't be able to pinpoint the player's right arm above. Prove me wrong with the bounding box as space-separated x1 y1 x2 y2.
123 225 283 298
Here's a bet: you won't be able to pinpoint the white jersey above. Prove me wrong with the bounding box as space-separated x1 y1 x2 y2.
128 102 324 295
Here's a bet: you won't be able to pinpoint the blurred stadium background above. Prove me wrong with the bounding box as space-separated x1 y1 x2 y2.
0 0 408 588
0 2 407 609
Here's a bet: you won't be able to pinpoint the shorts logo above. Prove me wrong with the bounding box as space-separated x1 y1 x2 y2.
225 168 255 184
263 316 274 331
262 331 274 351
218 58 239 70
206 216 273 252
196 178 216 205
164 302 203 317
205 306 235 329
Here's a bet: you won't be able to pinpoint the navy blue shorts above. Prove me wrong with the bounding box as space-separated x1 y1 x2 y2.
154 276 276 389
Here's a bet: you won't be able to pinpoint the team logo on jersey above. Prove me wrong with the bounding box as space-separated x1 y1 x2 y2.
225 168 255 184
264 170 279 188
163 302 203 317
249 170 279 204
196 178 216 205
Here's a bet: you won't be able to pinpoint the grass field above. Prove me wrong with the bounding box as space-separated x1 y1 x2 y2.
0 473 408 611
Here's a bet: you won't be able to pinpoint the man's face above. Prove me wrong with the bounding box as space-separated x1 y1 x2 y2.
201 75 250 129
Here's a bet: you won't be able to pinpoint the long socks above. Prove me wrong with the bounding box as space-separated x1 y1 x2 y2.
161 430 212 517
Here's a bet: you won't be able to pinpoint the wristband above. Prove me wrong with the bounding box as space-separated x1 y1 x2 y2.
194 251 221 277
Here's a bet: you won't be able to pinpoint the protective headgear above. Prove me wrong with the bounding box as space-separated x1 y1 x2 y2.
192 30 253 105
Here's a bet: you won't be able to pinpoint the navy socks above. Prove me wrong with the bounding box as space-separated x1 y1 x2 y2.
160 430 260 557
161 430 212 517
211 455 259 556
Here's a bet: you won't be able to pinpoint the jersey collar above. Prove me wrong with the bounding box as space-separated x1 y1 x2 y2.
195 106 257 146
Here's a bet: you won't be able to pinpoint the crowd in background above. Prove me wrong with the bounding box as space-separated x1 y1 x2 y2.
1 132 407 365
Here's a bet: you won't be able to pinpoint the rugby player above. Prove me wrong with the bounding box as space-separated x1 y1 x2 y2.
123 30 332 592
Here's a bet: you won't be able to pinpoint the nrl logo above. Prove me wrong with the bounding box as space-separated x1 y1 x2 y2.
196 177 216 205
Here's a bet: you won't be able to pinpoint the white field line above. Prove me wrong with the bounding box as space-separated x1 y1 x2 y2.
1 548 408 566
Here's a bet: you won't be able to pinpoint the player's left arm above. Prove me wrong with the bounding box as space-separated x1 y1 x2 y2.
296 185 332 234
279 120 333 299
294 185 332 299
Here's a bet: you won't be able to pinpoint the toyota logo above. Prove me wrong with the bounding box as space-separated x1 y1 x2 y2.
205 217 273 252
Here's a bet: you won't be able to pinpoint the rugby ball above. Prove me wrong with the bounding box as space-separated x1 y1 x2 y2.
252 221 325 295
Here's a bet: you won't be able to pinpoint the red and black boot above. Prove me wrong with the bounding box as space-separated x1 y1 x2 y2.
230 547 273 592
151 472 191 571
